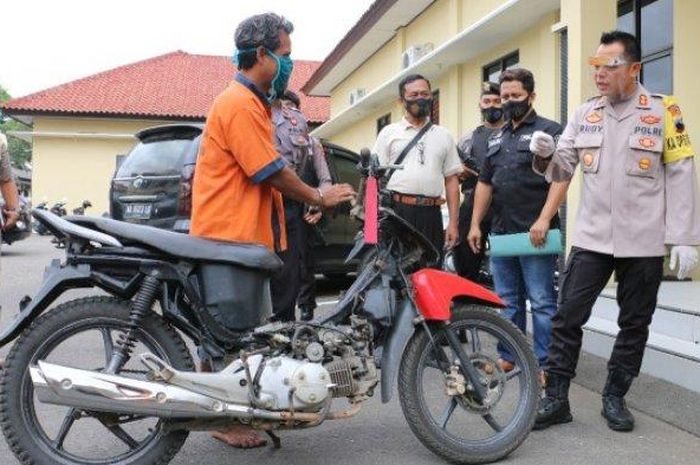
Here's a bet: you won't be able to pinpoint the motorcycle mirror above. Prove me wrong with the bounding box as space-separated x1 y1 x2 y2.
359 148 371 167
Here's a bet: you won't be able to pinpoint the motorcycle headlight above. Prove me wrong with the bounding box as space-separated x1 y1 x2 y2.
15 221 26 230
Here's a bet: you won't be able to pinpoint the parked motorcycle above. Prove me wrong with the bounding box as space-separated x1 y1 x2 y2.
32 200 49 235
72 199 93 216
0 151 539 465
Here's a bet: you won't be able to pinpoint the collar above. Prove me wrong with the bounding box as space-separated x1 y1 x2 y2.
505 109 538 131
234 72 271 108
401 116 430 130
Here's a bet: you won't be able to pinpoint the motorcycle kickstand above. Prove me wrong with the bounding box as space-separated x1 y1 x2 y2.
265 431 281 449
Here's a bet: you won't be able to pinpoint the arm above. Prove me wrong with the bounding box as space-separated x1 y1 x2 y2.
311 139 332 190
0 136 20 229
266 166 355 209
444 174 460 249
467 181 493 253
530 181 570 246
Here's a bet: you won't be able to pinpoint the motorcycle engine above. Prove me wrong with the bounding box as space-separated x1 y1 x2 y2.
255 356 331 411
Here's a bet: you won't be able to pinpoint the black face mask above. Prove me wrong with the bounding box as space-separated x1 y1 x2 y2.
503 97 531 121
481 107 504 124
404 98 433 119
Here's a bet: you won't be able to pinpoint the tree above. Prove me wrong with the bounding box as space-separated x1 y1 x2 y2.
0 85 32 167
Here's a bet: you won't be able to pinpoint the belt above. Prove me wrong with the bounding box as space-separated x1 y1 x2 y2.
391 193 445 207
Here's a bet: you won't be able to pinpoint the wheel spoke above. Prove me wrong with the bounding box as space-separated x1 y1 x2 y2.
439 398 458 429
469 327 481 353
98 418 140 450
482 413 503 432
52 408 77 450
100 328 114 366
506 367 522 381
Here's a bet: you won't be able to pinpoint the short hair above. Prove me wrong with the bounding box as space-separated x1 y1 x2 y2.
499 68 535 93
398 74 431 98
234 13 294 70
600 30 641 62
481 81 500 97
282 90 301 109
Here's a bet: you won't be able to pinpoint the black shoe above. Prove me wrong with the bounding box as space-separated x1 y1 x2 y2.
601 395 635 431
601 368 635 431
300 307 314 322
533 373 573 431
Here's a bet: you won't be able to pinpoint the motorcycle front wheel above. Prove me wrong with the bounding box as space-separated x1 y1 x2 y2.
398 303 539 464
0 296 194 465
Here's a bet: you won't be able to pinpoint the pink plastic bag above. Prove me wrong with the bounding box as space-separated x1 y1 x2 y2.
363 176 378 244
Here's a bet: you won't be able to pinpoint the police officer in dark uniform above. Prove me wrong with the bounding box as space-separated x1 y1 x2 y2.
453 82 504 280
468 68 562 379
270 91 331 322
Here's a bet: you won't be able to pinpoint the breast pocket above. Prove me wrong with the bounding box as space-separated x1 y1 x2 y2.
627 135 662 179
574 133 603 174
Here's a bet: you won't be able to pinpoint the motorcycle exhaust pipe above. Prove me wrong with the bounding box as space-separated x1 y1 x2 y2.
30 361 321 422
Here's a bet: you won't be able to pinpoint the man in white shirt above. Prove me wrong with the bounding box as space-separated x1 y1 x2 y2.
372 74 462 258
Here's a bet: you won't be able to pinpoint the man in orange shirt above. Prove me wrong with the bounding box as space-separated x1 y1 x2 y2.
191 13 355 448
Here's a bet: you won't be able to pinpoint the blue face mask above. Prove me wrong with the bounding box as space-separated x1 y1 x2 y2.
232 47 294 102
266 49 294 102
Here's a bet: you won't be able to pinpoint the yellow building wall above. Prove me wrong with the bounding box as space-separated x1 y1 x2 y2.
32 117 174 215
460 0 509 29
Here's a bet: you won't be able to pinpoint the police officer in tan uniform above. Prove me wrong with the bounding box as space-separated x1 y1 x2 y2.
528 31 700 432
270 91 332 322
1 132 21 246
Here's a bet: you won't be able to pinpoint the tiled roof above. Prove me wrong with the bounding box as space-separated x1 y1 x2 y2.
2 51 329 123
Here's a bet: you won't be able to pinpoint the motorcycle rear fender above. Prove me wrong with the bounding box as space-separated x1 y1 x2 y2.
0 260 140 348
411 269 505 321
380 298 416 403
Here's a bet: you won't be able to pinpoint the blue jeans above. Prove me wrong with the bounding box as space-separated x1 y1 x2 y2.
490 254 558 367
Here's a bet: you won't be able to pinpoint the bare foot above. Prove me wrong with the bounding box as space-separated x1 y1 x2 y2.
212 425 268 449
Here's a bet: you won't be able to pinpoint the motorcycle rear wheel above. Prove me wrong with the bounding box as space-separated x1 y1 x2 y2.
398 303 539 464
0 296 194 465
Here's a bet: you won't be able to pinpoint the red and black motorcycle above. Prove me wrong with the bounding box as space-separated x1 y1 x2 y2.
0 150 538 465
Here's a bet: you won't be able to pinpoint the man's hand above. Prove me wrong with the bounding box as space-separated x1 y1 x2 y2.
669 246 699 280
529 217 550 248
458 165 479 181
319 184 356 208
304 209 322 225
2 208 19 231
529 131 556 158
467 225 482 254
444 222 458 250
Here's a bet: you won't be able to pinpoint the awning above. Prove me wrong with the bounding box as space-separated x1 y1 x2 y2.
312 0 559 139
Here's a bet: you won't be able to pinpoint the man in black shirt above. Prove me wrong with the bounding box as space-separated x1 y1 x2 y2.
454 81 504 280
468 68 562 378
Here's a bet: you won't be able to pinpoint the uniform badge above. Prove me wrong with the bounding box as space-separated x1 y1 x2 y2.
639 94 649 107
638 157 651 170
583 152 594 167
638 137 656 149
667 104 685 133
297 135 306 144
290 118 298 126
640 114 661 125
585 112 602 124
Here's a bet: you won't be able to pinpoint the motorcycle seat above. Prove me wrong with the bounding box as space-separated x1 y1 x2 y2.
64 215 282 272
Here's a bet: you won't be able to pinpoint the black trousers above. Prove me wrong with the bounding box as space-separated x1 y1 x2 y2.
271 213 304 322
392 203 444 263
547 247 663 379
297 221 318 312
453 196 490 281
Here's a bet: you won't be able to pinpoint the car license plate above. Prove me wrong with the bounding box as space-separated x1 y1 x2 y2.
124 203 152 220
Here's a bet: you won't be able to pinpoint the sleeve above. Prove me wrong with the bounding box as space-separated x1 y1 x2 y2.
311 138 333 189
372 126 391 165
479 153 494 184
662 96 694 164
456 129 474 158
663 98 700 245
0 134 14 183
537 108 581 182
442 131 463 177
225 105 287 184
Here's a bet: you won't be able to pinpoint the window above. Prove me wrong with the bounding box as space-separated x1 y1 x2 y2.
376 113 391 135
482 51 520 83
617 0 673 94
431 90 440 124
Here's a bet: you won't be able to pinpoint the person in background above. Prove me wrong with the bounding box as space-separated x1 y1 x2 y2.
530 31 700 432
468 68 562 385
271 90 331 322
453 81 505 280
372 74 462 260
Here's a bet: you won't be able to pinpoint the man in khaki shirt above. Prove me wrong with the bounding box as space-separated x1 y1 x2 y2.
529 31 700 433
1 132 20 240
